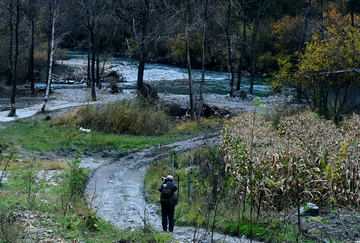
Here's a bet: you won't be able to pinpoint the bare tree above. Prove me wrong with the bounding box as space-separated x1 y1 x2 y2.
87 1 97 101
235 0 247 91
8 0 22 117
41 0 70 112
218 0 235 97
197 0 210 121
184 4 195 121
25 0 39 94
112 0 151 95
112 0 180 98
249 0 269 95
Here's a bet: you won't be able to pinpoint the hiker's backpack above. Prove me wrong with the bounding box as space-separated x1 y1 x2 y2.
160 185 173 206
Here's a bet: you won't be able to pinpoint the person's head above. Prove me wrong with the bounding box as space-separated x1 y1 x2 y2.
166 175 174 182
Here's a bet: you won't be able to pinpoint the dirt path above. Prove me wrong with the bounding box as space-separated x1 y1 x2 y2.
85 132 261 243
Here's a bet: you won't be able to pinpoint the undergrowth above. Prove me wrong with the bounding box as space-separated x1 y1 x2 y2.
0 148 176 242
145 106 360 242
75 99 170 135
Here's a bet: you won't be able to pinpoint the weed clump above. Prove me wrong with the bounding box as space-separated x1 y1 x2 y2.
52 99 170 135
176 118 220 135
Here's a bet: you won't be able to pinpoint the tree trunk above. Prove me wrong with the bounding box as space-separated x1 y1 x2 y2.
87 28 91 87
134 5 145 92
297 0 311 100
250 32 256 95
237 2 246 91
225 0 234 97
46 19 51 89
351 0 354 27
137 50 145 91
28 0 35 94
197 0 208 121
185 15 194 121
197 25 206 120
249 0 266 95
136 1 149 94
9 0 20 117
41 10 56 112
91 26 96 101
7 1 13 86
319 0 325 41
300 0 311 54
96 17 101 89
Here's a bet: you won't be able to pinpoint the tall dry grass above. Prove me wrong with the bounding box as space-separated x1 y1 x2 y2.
222 110 360 210
51 99 170 135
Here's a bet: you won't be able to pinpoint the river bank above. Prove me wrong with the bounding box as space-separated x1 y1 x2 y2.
0 84 259 122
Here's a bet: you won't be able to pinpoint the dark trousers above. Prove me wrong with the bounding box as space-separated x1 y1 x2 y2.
161 204 175 232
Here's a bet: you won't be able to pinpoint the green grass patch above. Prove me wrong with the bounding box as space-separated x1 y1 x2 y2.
0 99 222 153
0 119 186 152
0 152 177 243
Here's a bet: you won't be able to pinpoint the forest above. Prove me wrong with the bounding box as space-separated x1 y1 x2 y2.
2 1 360 242
0 0 360 119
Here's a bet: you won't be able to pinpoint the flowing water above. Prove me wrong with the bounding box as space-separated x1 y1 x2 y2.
50 50 272 96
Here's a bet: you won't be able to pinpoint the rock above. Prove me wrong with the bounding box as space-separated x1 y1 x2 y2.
300 202 320 216
165 101 187 117
138 83 159 101
232 89 253 101
241 70 251 76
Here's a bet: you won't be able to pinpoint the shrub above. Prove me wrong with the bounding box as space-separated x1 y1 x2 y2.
176 118 220 135
0 203 24 242
76 99 170 135
49 108 79 127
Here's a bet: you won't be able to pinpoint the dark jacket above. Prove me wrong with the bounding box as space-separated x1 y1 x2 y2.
159 181 178 206
159 181 177 193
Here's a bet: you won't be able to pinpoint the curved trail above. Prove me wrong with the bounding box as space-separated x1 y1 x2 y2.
86 133 260 243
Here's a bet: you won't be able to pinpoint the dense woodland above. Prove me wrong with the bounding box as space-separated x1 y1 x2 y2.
0 0 359 119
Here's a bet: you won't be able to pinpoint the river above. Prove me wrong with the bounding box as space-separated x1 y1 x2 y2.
50 50 272 97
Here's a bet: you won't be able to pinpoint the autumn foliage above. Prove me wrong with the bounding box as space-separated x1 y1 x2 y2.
274 27 360 121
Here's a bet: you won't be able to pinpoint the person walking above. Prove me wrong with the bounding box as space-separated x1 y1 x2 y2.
159 175 177 232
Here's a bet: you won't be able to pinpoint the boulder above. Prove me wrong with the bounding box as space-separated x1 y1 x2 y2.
165 102 187 117
232 89 253 100
300 202 320 217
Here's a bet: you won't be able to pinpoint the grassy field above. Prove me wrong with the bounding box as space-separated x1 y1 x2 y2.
0 118 187 152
